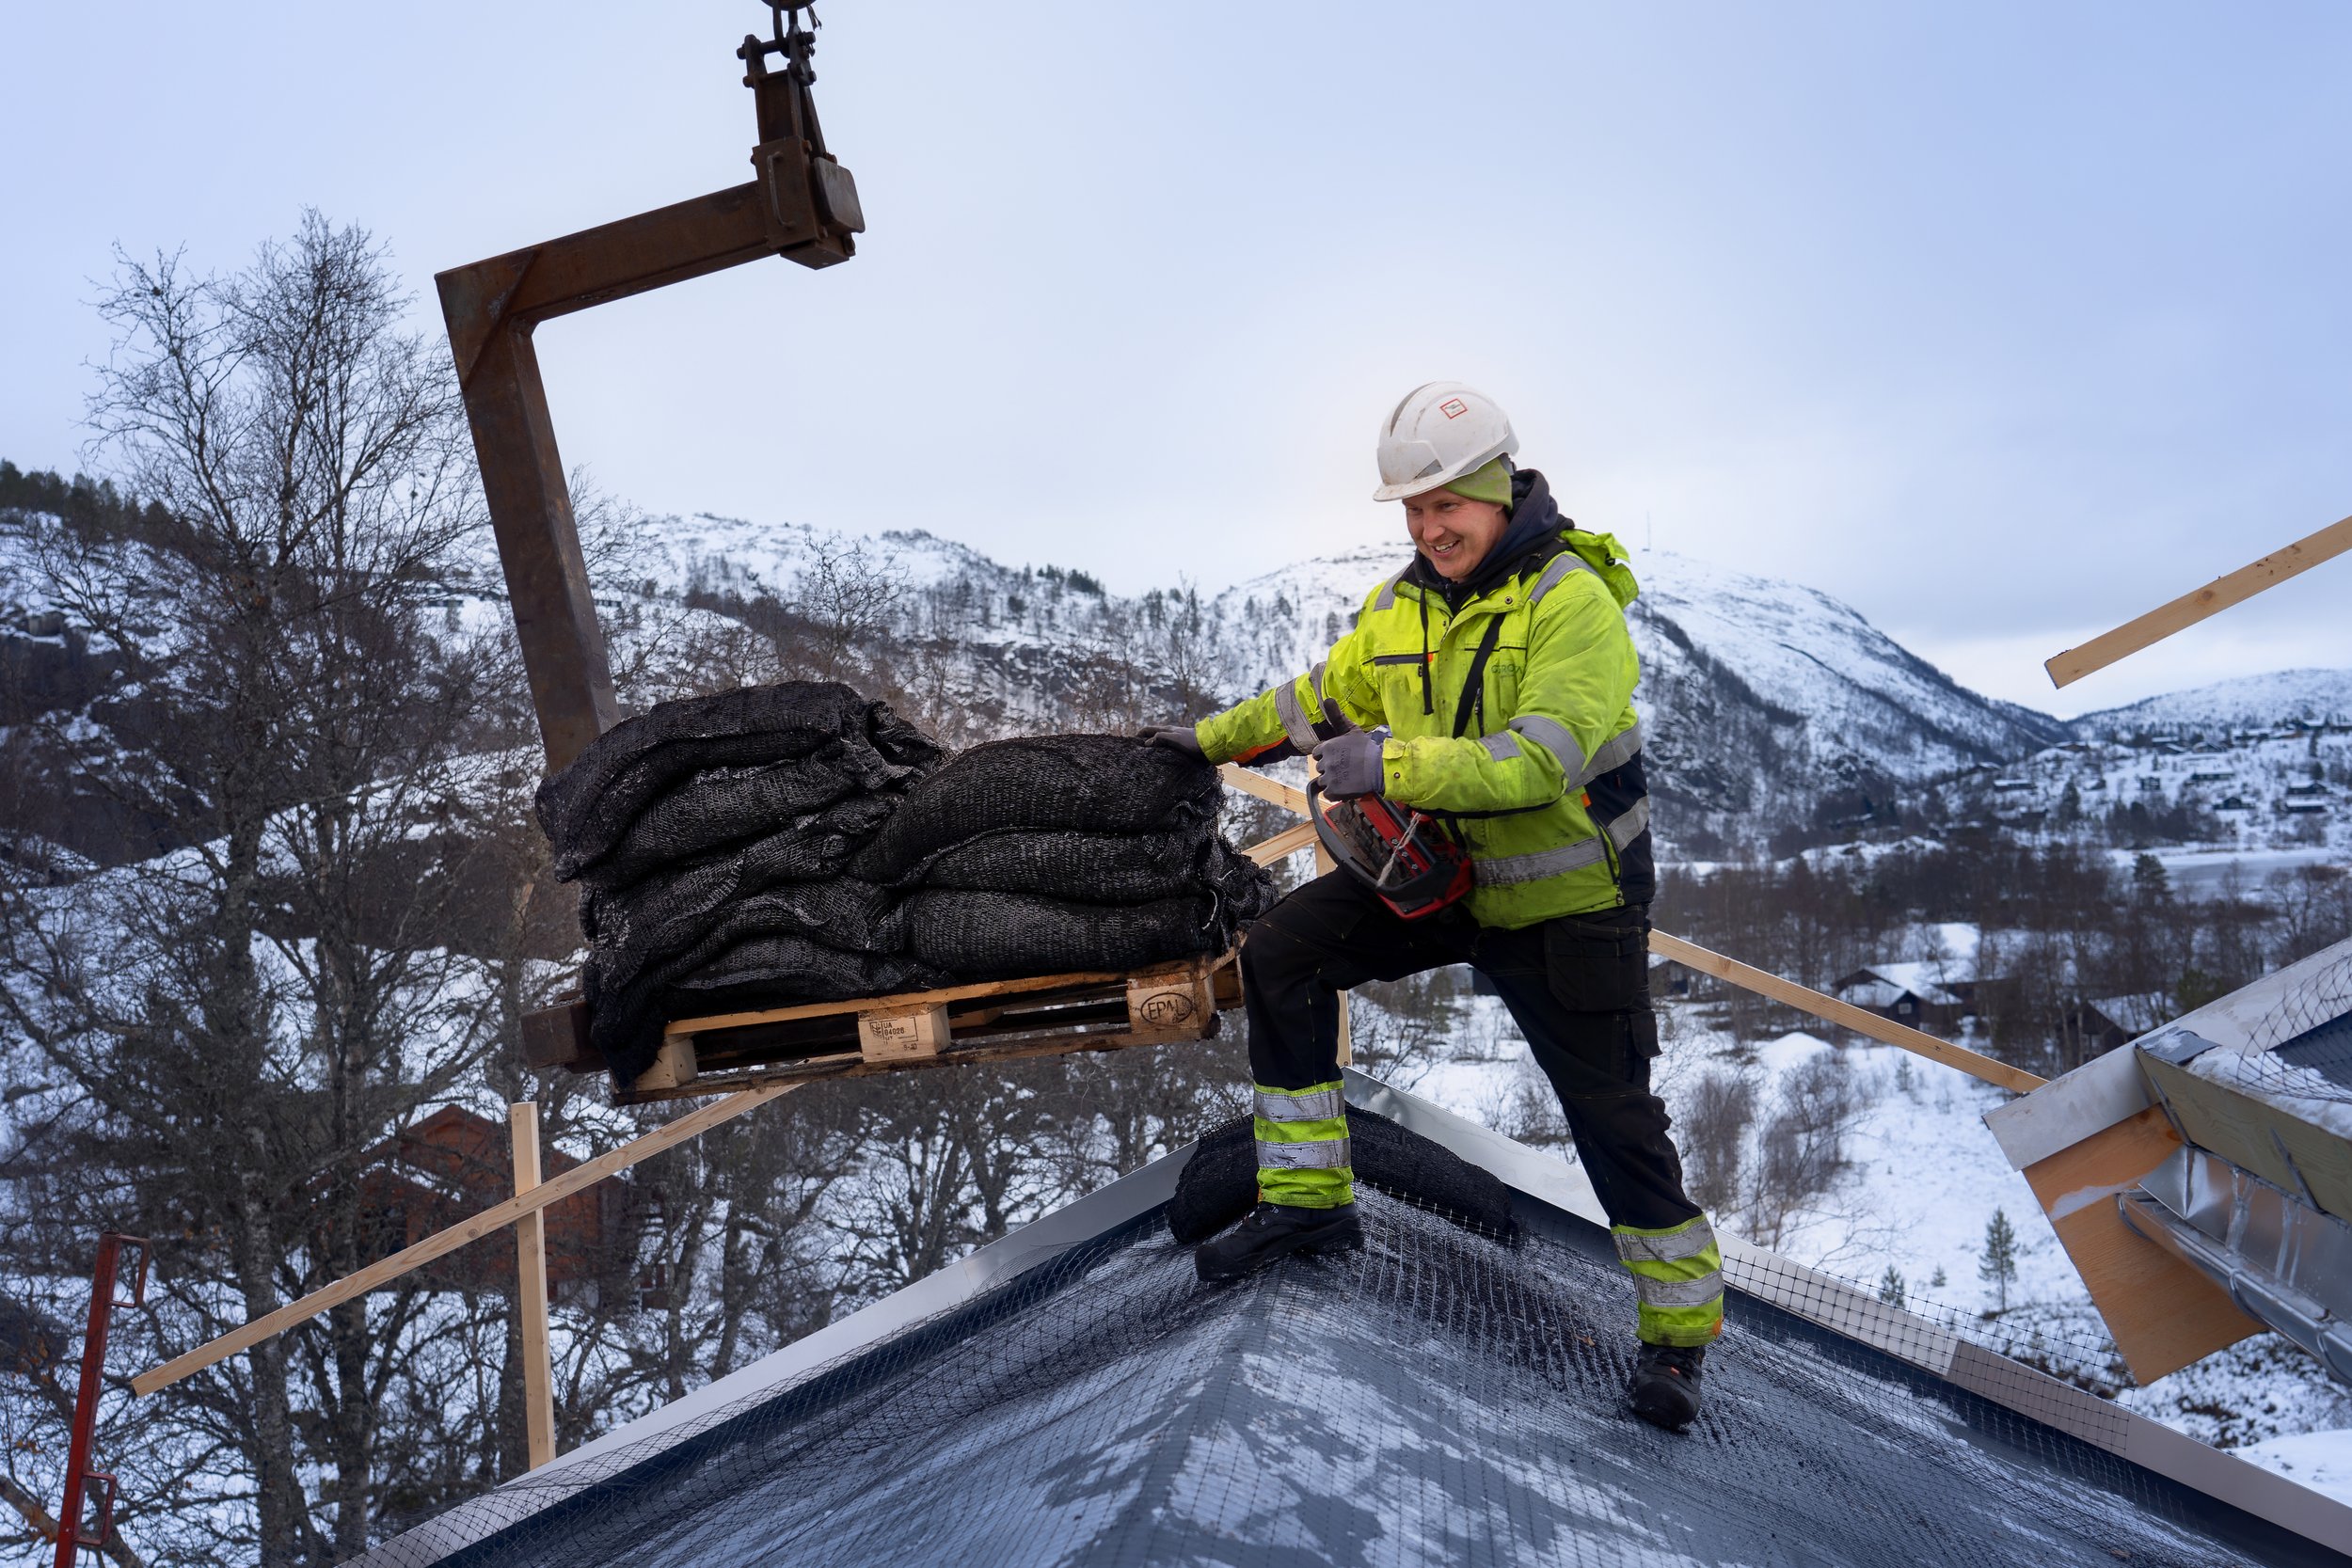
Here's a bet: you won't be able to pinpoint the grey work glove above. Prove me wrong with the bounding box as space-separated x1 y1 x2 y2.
1312 726 1386 800
1136 722 1206 762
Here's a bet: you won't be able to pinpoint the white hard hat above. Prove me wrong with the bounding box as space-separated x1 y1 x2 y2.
1373 381 1518 502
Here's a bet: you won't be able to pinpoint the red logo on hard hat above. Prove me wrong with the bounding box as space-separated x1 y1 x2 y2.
1439 398 1469 419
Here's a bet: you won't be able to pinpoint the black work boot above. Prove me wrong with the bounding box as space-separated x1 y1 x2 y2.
1194 1201 1363 1283
1628 1341 1706 1431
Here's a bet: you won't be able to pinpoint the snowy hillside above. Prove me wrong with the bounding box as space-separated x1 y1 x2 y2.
2075 669 2352 739
587 513 2344 857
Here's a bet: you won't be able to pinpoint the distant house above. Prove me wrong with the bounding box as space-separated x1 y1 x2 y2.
2215 795 2253 814
1992 778 2035 793
345 1105 644 1306
2060 992 2173 1056
2186 769 2233 785
1832 961 1974 1031
1645 952 1724 1002
2284 798 2328 816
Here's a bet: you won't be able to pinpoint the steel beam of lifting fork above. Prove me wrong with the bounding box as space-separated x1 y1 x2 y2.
437 5 863 772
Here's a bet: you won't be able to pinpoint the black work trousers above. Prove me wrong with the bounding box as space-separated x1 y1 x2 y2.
1241 871 1703 1234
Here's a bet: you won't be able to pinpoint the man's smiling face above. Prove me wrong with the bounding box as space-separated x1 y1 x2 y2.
1403 488 1509 582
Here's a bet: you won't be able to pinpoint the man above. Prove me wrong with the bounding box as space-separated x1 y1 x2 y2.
1139 382 1720 1432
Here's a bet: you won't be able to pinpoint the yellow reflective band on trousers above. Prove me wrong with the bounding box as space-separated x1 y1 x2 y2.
1254 1082 1354 1210
1613 1215 1724 1347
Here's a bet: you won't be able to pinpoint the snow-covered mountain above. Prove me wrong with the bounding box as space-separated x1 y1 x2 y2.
2074 669 2352 740
512 510 2352 855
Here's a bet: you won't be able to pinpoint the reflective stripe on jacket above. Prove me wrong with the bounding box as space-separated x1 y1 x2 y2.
1197 525 1652 928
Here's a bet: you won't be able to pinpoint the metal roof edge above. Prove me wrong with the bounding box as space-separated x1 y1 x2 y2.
1985 934 2352 1173
1982 1039 2155 1171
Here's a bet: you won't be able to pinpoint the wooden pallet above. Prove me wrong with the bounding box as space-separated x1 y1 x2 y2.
597 950 1242 1104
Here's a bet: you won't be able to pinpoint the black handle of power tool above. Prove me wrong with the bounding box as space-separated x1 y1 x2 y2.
1308 775 1377 888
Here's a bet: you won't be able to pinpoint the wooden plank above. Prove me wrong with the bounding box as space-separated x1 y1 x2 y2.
1648 930 2045 1095
1218 763 1310 817
2044 514 2352 689
2019 1104 2260 1382
859 1006 952 1062
520 998 594 1071
1243 821 1317 865
663 963 1179 1037
132 1083 801 1396
621 1019 1228 1104
508 1103 556 1470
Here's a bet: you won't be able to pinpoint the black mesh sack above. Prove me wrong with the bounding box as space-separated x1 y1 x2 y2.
579 739 921 891
538 682 942 880
851 735 1220 885
1200 839 1280 926
1167 1107 1520 1245
593 876 900 961
579 789 900 929
919 829 1280 921
586 878 903 1084
904 889 1227 978
662 936 943 1020
920 826 1208 903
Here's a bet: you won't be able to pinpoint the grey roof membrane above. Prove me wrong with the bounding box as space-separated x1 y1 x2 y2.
376 1178 2337 1568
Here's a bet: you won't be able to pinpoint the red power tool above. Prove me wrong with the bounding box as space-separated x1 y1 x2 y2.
1310 775 1475 920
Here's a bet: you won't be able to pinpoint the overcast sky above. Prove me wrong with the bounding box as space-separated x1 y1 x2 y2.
5 3 2347 716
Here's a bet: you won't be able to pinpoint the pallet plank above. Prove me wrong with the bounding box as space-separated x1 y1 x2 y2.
1218 763 1310 816
619 951 1243 1103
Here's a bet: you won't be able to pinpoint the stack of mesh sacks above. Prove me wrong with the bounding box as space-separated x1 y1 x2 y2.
537 683 946 1085
851 733 1277 977
537 688 1278 1085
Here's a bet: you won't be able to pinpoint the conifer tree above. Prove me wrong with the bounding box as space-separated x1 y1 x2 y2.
1979 1208 2019 1314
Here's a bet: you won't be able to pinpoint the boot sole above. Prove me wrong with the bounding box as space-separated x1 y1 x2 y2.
1627 1386 1699 1433
1194 1222 1364 1283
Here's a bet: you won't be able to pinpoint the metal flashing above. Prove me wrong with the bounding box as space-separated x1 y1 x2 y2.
1983 1037 2154 1170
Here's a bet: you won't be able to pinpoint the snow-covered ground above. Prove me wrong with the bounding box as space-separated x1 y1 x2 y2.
1359 986 2352 1507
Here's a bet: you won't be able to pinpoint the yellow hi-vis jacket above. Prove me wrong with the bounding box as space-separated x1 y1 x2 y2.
1196 528 1652 928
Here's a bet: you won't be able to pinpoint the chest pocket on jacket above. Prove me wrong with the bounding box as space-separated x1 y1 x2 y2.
1369 654 1430 720
1486 653 1525 722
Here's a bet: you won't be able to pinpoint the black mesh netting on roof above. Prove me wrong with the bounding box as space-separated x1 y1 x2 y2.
362 1189 2315 1568
2220 939 2352 1108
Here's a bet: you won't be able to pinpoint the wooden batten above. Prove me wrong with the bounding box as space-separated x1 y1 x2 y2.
2044 513 2352 689
521 998 595 1071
